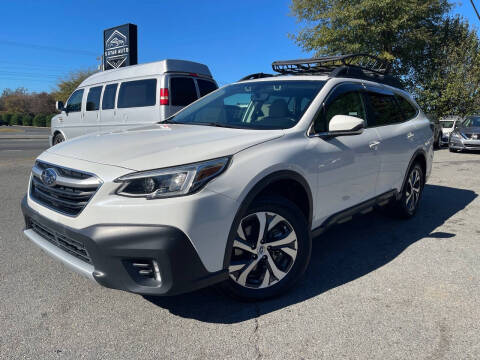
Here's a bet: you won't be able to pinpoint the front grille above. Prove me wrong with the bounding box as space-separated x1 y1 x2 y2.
30 161 101 216
30 218 91 263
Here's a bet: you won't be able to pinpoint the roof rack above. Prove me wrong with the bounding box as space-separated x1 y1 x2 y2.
271 54 403 89
238 72 274 81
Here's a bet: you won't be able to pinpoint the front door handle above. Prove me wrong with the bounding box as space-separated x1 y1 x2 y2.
369 141 380 150
407 132 415 139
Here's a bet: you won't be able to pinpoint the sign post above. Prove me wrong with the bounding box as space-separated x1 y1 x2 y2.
103 23 138 70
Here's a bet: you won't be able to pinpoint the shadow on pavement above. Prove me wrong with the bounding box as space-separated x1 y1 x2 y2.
144 184 477 323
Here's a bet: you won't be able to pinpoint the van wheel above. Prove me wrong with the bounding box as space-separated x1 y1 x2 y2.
220 197 311 301
53 133 65 145
390 163 424 218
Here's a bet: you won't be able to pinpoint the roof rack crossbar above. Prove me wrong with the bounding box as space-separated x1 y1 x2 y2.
238 73 274 82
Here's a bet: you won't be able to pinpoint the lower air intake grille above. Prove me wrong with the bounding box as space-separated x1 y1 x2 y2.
30 219 91 264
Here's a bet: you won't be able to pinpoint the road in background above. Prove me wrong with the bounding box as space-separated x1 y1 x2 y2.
0 144 479 359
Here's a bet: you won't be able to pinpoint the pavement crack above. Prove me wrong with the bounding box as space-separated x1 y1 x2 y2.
253 303 262 360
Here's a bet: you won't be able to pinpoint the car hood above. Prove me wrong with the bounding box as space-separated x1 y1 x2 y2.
46 124 284 171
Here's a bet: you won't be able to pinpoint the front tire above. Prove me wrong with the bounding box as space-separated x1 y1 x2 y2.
52 133 65 146
220 197 311 301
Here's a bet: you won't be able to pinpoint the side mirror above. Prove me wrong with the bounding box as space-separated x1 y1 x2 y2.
56 101 65 112
327 115 365 135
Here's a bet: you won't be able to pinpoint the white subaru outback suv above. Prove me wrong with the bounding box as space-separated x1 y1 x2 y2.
21 55 433 300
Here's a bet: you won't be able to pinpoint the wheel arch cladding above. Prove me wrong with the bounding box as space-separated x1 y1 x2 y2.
222 170 313 268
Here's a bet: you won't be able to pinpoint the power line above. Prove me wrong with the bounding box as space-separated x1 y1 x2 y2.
0 39 98 57
471 0 480 21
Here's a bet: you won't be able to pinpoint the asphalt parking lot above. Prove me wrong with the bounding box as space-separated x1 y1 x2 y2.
0 140 479 360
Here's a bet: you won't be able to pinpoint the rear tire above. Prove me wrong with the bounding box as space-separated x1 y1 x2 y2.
220 197 311 301
52 133 65 145
390 163 425 219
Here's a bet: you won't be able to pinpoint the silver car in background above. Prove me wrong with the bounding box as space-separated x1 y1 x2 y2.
449 115 480 152
439 116 462 146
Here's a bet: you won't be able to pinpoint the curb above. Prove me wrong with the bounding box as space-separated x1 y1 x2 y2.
0 135 49 140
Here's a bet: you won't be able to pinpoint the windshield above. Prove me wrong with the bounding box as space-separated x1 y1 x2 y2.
463 116 480 127
440 121 454 129
166 80 326 130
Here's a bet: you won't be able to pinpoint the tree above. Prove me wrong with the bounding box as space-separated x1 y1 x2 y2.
412 17 480 118
52 69 97 103
290 0 451 66
289 0 480 117
0 87 29 113
27 92 56 114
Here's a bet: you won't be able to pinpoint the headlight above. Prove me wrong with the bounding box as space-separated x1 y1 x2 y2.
450 132 462 139
115 157 230 199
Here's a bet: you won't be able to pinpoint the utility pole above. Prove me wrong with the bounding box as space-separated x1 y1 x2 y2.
471 0 480 21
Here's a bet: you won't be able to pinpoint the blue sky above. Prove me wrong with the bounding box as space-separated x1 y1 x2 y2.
0 0 478 93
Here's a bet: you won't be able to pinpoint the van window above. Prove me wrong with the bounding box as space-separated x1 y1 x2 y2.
170 77 197 106
66 89 84 113
367 92 404 126
197 79 218 97
102 83 118 110
118 79 157 108
395 94 417 120
86 86 102 111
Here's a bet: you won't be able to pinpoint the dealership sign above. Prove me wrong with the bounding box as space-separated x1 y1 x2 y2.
103 24 138 70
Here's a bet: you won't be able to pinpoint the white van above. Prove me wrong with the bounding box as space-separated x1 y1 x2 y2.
51 59 218 145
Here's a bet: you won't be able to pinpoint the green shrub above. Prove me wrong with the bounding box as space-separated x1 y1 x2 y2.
32 114 46 127
10 114 22 125
44 114 55 127
22 114 33 126
3 113 13 125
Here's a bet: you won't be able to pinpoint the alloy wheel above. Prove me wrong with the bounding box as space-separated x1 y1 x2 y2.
228 212 298 289
405 168 422 212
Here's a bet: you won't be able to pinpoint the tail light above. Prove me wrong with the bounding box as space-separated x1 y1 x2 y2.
160 88 169 105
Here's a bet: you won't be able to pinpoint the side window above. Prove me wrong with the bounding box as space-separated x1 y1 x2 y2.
102 83 118 110
86 86 102 111
117 79 157 108
395 94 417 120
367 92 404 126
197 79 218 97
170 77 198 106
65 89 84 113
314 90 365 133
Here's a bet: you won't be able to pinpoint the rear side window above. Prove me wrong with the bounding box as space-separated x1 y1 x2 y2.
367 92 404 126
197 79 218 97
102 83 118 110
66 89 84 112
118 79 157 108
170 77 198 106
395 94 417 120
86 86 102 111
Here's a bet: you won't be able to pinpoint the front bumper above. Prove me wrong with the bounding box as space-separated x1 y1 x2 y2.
21 196 228 296
449 138 480 151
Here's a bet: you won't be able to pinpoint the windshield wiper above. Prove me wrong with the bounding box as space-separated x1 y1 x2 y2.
196 122 245 129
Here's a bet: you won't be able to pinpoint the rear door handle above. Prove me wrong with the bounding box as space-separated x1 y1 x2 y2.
369 141 380 150
407 132 415 139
